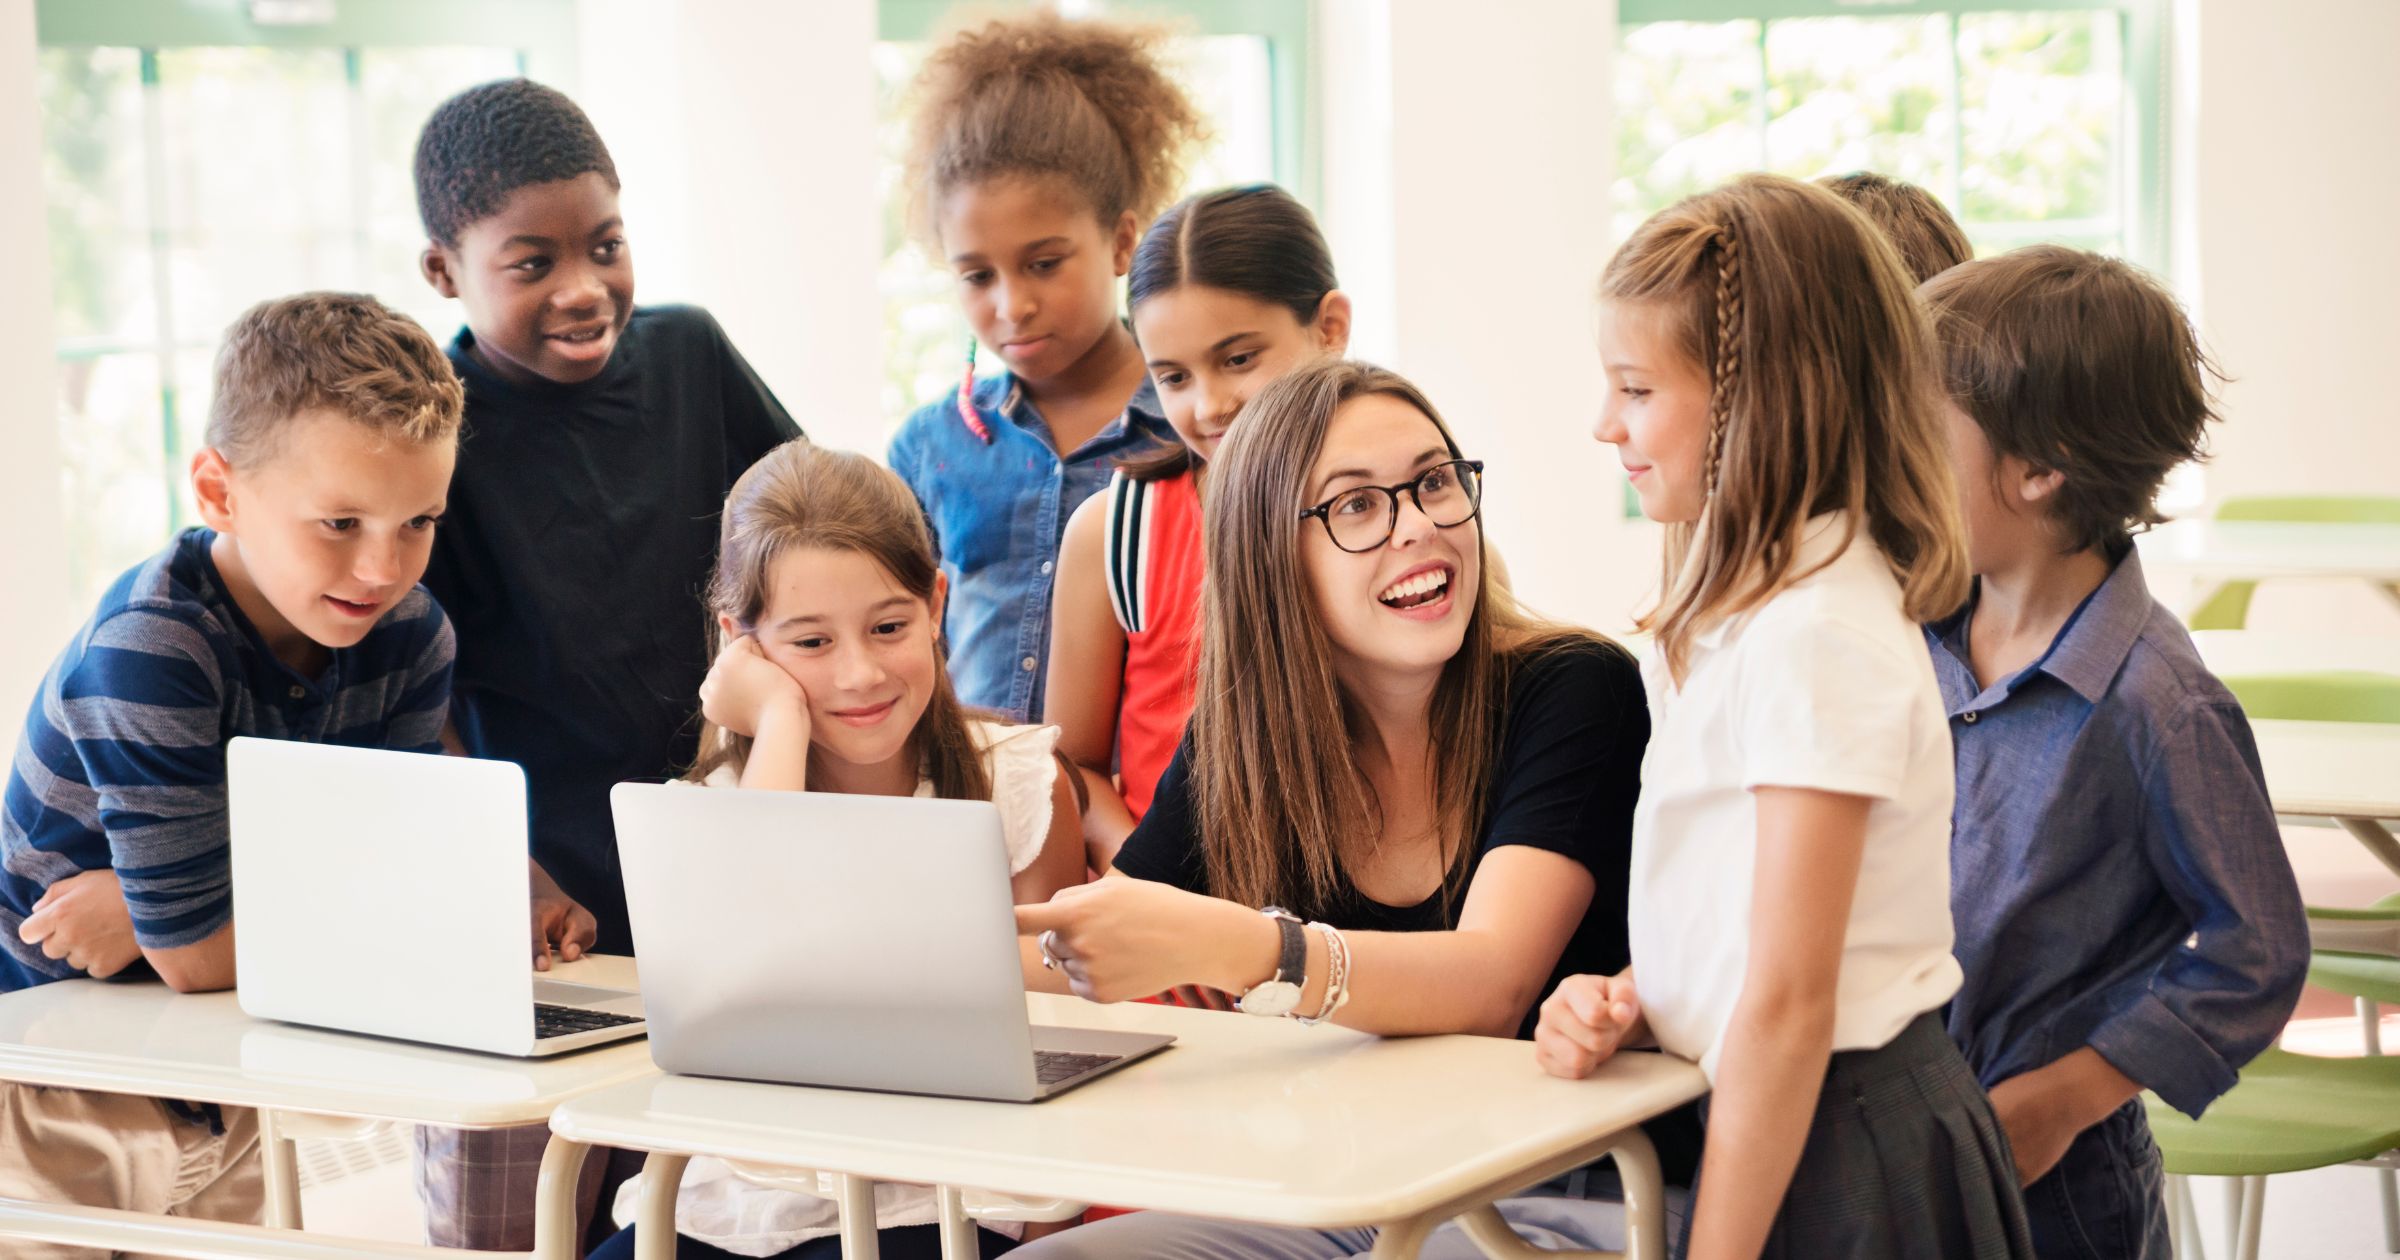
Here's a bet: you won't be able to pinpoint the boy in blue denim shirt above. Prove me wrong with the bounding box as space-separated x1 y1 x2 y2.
1920 246 2308 1259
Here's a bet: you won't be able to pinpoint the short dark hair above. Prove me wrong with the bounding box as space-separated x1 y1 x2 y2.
1818 172 1972 285
413 78 618 247
1920 245 2222 555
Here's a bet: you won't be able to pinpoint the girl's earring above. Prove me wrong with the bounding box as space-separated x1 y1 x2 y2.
956 336 993 445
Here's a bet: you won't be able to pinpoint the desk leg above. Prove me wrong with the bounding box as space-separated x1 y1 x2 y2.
1451 1126 1664 1260
1609 1126 1665 1260
936 1186 975 1260
530 1132 593 1260
2340 817 2400 880
256 1110 303 1231
1368 1211 1440 1259
633 1152 690 1260
836 1173 883 1260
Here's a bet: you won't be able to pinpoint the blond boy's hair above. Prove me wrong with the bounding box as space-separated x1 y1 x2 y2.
206 292 464 467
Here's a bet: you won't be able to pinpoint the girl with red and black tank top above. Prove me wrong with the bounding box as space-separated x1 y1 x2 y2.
1044 184 1353 869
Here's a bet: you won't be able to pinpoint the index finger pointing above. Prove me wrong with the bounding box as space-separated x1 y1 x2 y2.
1012 901 1074 936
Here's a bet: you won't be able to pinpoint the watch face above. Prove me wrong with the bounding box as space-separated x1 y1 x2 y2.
1238 979 1303 1018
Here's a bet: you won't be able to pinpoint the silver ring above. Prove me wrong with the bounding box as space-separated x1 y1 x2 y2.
1038 929 1063 970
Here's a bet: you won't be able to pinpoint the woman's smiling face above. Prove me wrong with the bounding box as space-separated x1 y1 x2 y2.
1299 393 1482 692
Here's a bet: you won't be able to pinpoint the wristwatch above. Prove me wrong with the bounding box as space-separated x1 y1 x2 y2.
1236 906 1308 1017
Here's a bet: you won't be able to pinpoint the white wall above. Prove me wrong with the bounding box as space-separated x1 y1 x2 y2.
576 0 886 458
1321 0 1647 634
1 0 68 703
2187 0 2400 499
2175 0 2400 629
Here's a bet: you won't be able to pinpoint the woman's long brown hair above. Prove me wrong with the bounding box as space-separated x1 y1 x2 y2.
687 440 992 802
1190 360 1595 916
1603 173 1971 682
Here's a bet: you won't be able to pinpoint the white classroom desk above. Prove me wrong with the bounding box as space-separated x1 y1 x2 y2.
0 953 651 1260
2140 519 2400 585
2141 519 2400 623
2251 718 2400 879
550 992 1707 1260
2192 630 2400 680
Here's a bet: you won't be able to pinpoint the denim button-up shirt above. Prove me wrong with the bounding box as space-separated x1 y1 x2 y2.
889 370 1173 721
1926 546 2309 1117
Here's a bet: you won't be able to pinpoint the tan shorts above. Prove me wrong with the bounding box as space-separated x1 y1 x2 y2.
0 1083 263 1260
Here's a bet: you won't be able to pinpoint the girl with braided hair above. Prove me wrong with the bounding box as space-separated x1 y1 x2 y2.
1536 174 2032 1259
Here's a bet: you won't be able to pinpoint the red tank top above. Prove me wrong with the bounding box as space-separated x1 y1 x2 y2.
1101 467 1204 819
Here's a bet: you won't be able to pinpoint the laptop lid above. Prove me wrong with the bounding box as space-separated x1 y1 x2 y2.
612 782 1042 1099
228 737 538 1055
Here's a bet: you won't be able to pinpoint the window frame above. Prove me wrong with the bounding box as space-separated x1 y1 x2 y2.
34 0 574 544
1615 0 2169 279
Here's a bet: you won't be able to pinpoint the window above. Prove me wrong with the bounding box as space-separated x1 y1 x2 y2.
873 0 1313 424
1614 0 2167 270
36 0 574 608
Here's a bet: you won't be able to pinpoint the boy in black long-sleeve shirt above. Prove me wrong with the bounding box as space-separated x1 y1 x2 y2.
409 76 800 1252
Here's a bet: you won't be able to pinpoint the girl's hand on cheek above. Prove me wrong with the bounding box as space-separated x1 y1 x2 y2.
1014 880 1253 1004
699 635 808 738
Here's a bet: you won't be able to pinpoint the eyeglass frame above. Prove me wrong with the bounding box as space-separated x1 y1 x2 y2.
1296 459 1487 554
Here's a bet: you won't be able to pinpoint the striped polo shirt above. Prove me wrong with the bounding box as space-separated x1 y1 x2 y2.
0 528 453 991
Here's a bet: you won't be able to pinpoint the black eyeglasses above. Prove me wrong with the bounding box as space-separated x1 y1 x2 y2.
1298 459 1485 553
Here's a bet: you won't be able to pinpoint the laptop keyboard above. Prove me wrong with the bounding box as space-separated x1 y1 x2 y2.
1034 1050 1123 1085
534 1003 642 1040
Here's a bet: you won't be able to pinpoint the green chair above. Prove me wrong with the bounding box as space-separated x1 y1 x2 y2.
2147 1041 2400 1259
2189 496 2400 630
2219 672 2400 726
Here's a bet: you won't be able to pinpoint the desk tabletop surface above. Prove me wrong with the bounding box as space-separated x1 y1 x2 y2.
550 992 1707 1228
2140 519 2400 580
2194 631 2400 681
0 955 655 1128
2250 718 2400 820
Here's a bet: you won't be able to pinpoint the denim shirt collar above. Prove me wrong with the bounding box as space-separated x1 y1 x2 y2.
1928 543 2149 712
976 365 1168 455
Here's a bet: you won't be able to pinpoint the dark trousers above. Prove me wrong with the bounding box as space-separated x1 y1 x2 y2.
2021 1099 2172 1260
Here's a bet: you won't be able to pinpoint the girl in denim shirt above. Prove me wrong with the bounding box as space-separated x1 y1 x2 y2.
886 12 1203 721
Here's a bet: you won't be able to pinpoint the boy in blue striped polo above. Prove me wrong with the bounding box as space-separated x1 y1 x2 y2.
0 292 466 1254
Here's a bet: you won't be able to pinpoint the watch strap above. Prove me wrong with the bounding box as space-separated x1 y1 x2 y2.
1261 905 1307 987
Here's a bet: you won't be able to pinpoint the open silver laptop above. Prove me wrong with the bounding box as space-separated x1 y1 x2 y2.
611 782 1172 1102
227 738 645 1057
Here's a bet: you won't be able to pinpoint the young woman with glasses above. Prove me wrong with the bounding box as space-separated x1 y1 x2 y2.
1013 359 1699 1258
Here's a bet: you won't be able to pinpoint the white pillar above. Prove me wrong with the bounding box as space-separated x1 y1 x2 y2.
577 0 885 459
1322 0 1643 633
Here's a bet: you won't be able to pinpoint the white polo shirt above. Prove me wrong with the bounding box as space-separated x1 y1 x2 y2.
1628 515 1960 1081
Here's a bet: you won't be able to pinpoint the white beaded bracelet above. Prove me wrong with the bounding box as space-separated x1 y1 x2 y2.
1295 921 1352 1026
